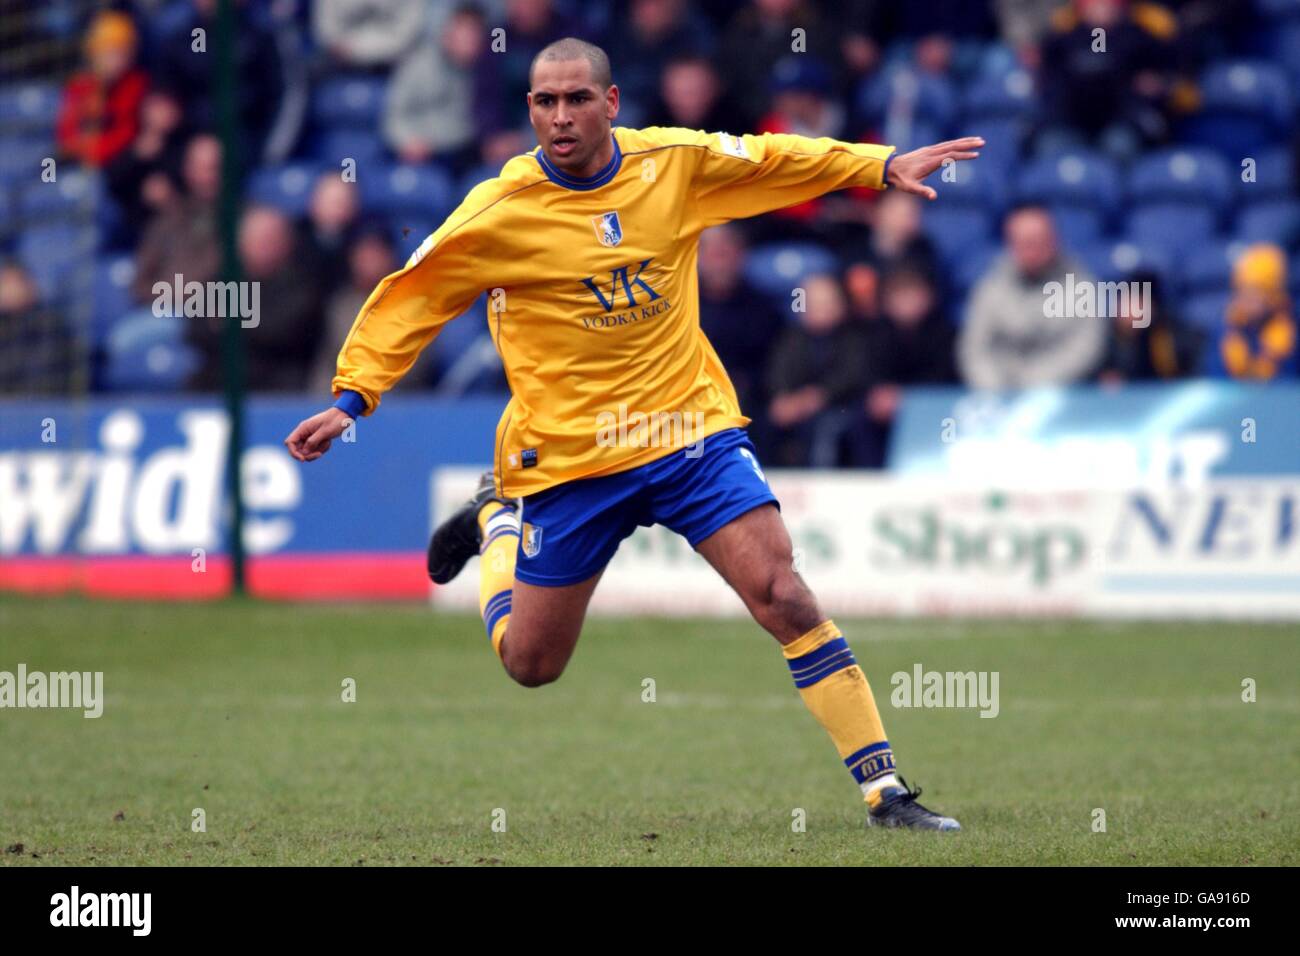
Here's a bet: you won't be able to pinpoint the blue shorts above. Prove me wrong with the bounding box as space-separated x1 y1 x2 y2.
514 427 778 586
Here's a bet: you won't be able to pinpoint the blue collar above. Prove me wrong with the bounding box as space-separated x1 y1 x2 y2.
535 133 622 191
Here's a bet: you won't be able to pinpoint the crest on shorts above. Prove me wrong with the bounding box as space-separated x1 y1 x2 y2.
521 522 543 558
591 211 623 247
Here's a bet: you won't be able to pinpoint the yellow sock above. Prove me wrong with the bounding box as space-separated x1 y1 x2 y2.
477 503 519 659
782 620 899 802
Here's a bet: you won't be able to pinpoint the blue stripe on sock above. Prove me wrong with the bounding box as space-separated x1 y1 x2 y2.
844 742 895 784
482 589 512 619
481 527 520 551
787 638 856 688
484 595 512 639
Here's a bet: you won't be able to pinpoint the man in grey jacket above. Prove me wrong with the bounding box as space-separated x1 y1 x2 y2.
958 204 1107 390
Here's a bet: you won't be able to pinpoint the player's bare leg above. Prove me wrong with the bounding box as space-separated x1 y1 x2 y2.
695 503 961 831
495 573 603 687
427 470 600 687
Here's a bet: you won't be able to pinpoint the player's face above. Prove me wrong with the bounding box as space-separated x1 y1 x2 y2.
528 59 619 177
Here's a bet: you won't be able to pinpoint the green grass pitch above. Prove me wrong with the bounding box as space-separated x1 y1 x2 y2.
1 594 1296 866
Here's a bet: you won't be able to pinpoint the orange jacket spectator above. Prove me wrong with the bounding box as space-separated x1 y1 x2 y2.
56 11 147 167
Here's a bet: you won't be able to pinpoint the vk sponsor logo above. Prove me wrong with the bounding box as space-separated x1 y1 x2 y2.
580 258 663 314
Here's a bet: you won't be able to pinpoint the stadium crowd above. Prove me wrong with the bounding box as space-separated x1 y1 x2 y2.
2 0 1299 465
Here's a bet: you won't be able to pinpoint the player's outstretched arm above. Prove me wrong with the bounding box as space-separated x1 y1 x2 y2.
885 136 984 200
284 407 352 462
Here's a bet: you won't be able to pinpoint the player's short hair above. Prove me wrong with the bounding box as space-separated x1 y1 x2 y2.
529 37 613 90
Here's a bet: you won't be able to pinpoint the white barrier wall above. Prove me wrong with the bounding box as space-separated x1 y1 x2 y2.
432 469 1300 619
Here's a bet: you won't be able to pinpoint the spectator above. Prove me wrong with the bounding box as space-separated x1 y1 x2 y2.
843 259 881 323
994 0 1069 69
852 262 957 465
645 55 735 132
720 0 843 128
0 263 76 395
56 10 148 168
105 86 190 241
132 134 223 303
155 0 283 160
1037 0 1177 160
188 206 323 391
383 4 485 171
298 172 362 294
766 273 867 466
603 0 715 118
476 0 581 165
1095 271 1201 382
866 189 939 277
697 225 784 426
310 225 398 394
1204 244 1297 380
313 0 426 68
958 204 1106 389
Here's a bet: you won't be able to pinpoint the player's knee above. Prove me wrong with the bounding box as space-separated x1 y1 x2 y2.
502 645 564 688
754 567 821 637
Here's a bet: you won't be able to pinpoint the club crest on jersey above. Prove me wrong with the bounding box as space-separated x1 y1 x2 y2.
521 522 543 558
591 211 623 247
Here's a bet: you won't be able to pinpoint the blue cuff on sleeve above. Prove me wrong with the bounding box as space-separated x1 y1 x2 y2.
883 152 894 188
333 390 366 418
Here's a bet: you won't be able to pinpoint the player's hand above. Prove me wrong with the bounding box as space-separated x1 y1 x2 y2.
284 407 353 462
886 136 984 200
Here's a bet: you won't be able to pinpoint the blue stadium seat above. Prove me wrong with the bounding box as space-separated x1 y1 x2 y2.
311 74 389 128
949 243 1000 312
1236 200 1300 247
1183 240 1249 296
1182 292 1231 333
1078 240 1176 289
960 116 1026 173
102 310 199 391
313 127 387 166
360 163 455 220
928 149 1012 214
1050 206 1106 250
0 136 59 190
19 168 102 219
17 224 96 300
961 67 1036 120
1238 147 1294 203
920 206 994 262
743 242 839 298
1018 151 1123 216
247 162 327 216
1181 61 1294 156
857 66 959 132
1126 204 1219 256
1127 148 1234 214
1273 19 1300 95
457 164 501 195
91 256 137 349
972 42 1021 81
0 82 60 133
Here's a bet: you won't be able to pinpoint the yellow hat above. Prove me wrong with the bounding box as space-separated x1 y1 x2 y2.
1232 243 1287 295
85 11 137 54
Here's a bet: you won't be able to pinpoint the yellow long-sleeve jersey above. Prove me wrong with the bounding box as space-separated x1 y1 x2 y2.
332 126 895 497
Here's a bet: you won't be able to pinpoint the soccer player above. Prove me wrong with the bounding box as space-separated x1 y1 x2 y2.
286 38 982 831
